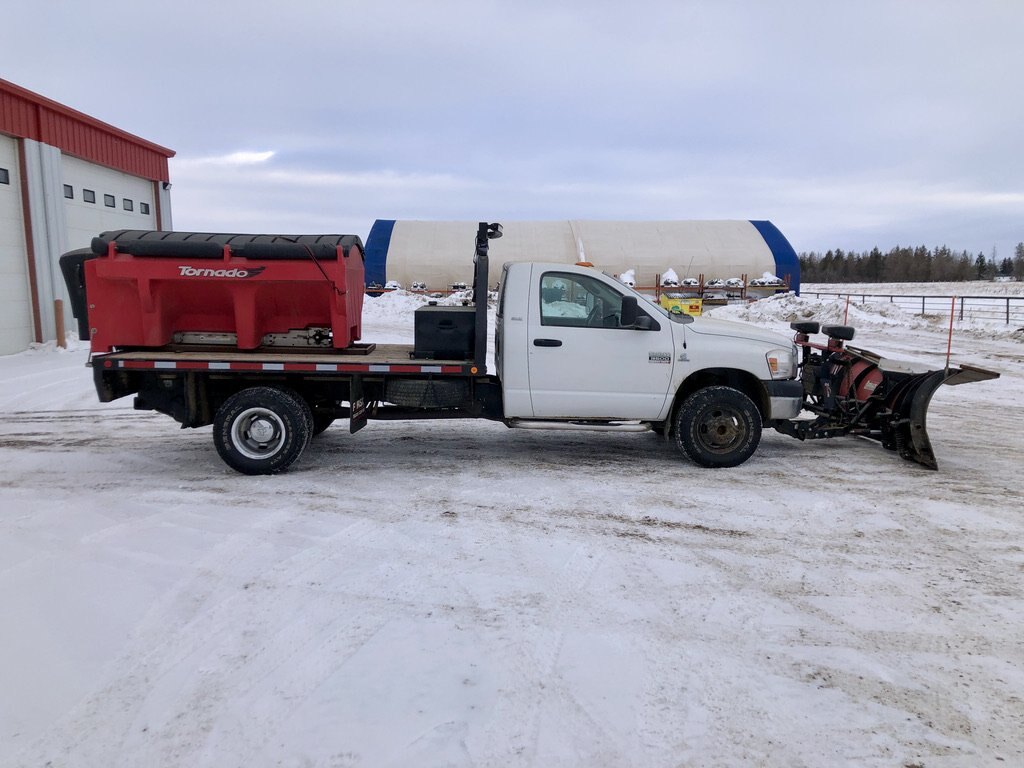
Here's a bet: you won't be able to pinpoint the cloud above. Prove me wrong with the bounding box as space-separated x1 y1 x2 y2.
263 169 475 191
6 1 1020 255
176 151 276 167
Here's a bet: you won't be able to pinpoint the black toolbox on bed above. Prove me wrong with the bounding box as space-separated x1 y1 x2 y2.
412 304 476 360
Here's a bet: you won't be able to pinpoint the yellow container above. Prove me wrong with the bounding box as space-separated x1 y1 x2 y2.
660 295 703 316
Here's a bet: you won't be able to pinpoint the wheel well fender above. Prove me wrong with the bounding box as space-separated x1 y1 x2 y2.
664 368 769 433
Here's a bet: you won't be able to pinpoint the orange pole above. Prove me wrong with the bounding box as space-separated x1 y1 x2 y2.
54 299 66 349
945 296 956 372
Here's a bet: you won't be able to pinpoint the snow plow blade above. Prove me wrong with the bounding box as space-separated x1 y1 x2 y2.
887 369 947 470
781 323 1000 470
883 364 999 469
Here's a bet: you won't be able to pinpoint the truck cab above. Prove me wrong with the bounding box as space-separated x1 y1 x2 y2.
496 261 804 466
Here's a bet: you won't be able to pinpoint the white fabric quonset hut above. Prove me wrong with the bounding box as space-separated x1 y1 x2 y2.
364 220 800 294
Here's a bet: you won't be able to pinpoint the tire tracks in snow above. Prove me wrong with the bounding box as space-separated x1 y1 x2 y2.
21 495 468 767
468 543 616 766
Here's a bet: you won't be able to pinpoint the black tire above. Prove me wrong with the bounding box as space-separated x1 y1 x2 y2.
214 387 312 474
674 386 762 468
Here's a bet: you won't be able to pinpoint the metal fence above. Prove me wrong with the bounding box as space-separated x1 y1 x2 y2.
803 292 1024 326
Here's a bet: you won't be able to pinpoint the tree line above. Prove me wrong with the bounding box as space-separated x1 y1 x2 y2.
799 242 1024 283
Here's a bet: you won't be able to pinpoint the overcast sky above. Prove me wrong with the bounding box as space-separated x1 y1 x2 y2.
5 0 1023 258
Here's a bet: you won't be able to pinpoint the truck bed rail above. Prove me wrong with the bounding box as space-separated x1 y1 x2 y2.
92 344 480 376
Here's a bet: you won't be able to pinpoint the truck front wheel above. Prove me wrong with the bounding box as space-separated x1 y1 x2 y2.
675 386 761 468
214 387 312 474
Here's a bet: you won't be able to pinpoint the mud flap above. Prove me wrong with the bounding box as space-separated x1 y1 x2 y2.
349 375 367 433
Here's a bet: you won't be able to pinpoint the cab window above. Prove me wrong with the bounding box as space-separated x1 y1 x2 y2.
539 272 624 328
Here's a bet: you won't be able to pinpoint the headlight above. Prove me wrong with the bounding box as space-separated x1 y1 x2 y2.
766 346 797 379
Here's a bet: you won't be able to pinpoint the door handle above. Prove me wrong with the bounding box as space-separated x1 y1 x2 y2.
533 338 562 347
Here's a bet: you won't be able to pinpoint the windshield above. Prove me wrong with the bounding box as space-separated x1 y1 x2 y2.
607 273 693 324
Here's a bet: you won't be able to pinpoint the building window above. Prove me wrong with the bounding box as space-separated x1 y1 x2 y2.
123 198 134 211
0 168 9 185
104 194 115 207
83 189 96 203
64 184 74 199
140 202 150 215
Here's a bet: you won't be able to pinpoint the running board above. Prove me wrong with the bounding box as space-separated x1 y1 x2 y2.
508 419 653 433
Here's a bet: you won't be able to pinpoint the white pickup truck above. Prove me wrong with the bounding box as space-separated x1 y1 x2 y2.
66 222 804 474
494 258 802 454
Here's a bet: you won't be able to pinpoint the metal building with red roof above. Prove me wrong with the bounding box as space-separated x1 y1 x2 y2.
0 78 175 353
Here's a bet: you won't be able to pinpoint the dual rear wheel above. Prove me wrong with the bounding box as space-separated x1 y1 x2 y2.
214 387 314 475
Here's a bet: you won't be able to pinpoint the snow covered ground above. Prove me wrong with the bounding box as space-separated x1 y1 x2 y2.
1 285 1022 767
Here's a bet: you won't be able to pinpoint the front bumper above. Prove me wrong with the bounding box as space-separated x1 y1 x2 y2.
764 379 804 420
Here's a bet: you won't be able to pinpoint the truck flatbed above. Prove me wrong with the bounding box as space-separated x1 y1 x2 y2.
91 344 482 376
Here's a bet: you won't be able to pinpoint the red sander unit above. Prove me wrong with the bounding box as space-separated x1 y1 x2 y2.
61 230 365 352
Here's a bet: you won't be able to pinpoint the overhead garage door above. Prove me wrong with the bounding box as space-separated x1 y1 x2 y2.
0 134 33 355
62 154 156 250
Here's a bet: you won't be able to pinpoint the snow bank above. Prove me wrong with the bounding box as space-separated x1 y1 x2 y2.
708 291 1024 340
804 280 1024 297
23 333 89 355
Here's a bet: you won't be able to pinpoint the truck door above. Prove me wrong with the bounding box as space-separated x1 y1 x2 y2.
527 269 674 419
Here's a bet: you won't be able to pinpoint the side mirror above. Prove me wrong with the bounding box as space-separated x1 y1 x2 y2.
619 296 652 329
620 296 638 327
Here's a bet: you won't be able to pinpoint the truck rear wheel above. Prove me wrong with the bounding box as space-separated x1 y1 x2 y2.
214 387 312 474
675 386 761 468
